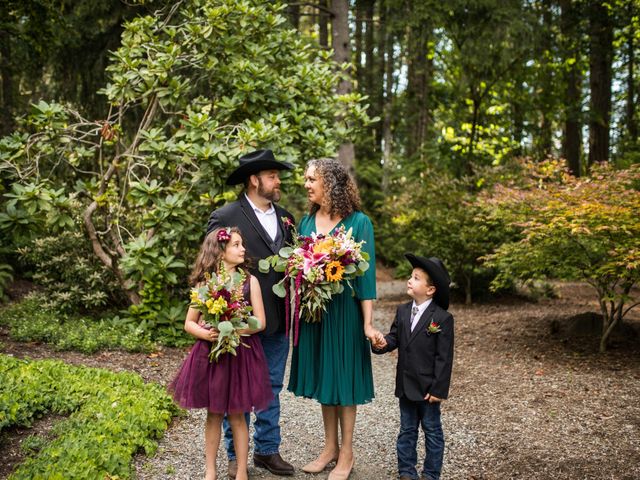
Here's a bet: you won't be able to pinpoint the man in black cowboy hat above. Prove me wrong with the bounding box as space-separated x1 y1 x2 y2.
207 149 296 477
373 253 454 480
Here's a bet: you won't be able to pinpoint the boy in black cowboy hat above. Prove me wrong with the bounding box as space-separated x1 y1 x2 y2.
373 254 454 480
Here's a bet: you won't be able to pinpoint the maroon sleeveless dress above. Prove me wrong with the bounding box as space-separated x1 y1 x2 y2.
169 279 273 414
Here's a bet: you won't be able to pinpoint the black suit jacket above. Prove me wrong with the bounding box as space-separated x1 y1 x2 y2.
374 300 454 401
206 194 295 335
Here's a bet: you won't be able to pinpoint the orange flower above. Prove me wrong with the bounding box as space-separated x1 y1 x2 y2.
325 261 345 282
313 237 335 255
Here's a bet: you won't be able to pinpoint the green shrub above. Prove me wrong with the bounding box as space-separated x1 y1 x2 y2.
378 164 518 303
17 230 125 314
0 354 179 479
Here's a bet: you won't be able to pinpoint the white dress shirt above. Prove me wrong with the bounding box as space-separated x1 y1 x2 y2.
245 193 278 241
410 298 432 332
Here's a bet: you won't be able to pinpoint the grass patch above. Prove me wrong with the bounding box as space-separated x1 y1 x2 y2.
0 354 180 479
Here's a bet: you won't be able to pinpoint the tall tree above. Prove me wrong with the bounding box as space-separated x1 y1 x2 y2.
588 1 614 165
533 0 555 158
332 0 356 170
405 8 433 161
560 0 584 175
624 0 638 143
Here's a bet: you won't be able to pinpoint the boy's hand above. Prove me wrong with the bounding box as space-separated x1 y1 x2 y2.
424 393 442 403
373 335 387 350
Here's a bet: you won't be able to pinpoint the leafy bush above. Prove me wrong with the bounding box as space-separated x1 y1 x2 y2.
377 163 517 303
0 0 370 326
0 354 179 479
17 230 124 314
483 159 640 352
0 293 156 353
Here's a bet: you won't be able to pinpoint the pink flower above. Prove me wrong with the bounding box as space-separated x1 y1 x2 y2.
302 251 328 274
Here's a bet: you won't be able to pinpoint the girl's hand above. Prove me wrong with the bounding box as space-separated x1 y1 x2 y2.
202 327 219 342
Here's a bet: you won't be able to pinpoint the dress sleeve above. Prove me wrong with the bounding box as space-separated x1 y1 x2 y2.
354 213 377 300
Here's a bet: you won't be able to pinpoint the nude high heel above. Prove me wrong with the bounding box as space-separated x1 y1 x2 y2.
301 454 339 473
327 457 355 480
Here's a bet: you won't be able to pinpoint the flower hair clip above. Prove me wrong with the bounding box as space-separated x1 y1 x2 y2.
217 227 231 243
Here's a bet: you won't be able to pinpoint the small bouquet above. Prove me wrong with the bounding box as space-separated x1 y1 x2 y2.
259 223 369 345
189 268 260 362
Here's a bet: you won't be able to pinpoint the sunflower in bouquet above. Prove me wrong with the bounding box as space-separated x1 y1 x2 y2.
259 222 369 345
189 267 260 362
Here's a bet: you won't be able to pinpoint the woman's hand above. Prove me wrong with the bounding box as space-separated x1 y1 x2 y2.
365 325 385 348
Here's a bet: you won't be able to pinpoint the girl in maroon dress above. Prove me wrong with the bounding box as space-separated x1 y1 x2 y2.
170 227 272 480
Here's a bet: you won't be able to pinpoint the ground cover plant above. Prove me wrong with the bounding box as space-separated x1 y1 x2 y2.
0 293 158 353
0 354 179 479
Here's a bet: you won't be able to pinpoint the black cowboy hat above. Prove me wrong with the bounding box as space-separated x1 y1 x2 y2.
404 253 451 310
226 149 294 185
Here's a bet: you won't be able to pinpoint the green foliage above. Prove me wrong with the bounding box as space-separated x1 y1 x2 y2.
0 354 179 479
484 159 640 351
0 0 370 330
17 230 124 314
377 162 517 302
0 293 155 353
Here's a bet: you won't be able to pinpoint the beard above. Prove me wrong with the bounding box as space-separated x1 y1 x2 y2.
257 178 281 203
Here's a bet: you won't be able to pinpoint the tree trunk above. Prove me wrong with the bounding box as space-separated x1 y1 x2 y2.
0 30 15 136
381 4 394 194
406 18 433 161
560 0 583 176
465 95 481 176
536 0 553 159
627 0 637 142
287 3 300 29
374 0 386 155
332 0 355 171
318 0 329 48
588 1 613 166
465 275 472 305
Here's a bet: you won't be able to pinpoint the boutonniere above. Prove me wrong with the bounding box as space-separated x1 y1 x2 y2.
281 216 294 230
427 320 441 334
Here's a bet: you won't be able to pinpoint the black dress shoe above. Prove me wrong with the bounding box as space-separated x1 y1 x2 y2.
253 453 295 476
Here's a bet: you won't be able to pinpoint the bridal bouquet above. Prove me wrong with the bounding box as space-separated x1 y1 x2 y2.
259 223 369 345
189 268 260 362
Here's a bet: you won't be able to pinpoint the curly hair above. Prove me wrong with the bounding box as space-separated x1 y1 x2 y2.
307 157 361 218
189 227 250 285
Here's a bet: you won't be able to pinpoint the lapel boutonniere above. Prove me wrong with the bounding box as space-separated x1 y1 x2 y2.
281 216 294 230
427 320 441 334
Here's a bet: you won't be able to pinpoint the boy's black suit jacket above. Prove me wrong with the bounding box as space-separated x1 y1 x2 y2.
206 194 295 335
374 300 454 401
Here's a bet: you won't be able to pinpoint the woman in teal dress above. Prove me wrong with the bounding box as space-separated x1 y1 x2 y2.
288 158 384 480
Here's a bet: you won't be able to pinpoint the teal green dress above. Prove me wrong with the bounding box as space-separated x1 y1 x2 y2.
287 210 377 406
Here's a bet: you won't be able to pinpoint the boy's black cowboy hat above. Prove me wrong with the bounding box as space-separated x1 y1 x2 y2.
226 149 294 185
405 253 451 310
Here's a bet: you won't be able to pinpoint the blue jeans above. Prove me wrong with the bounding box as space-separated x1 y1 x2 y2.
224 332 289 459
397 396 444 480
